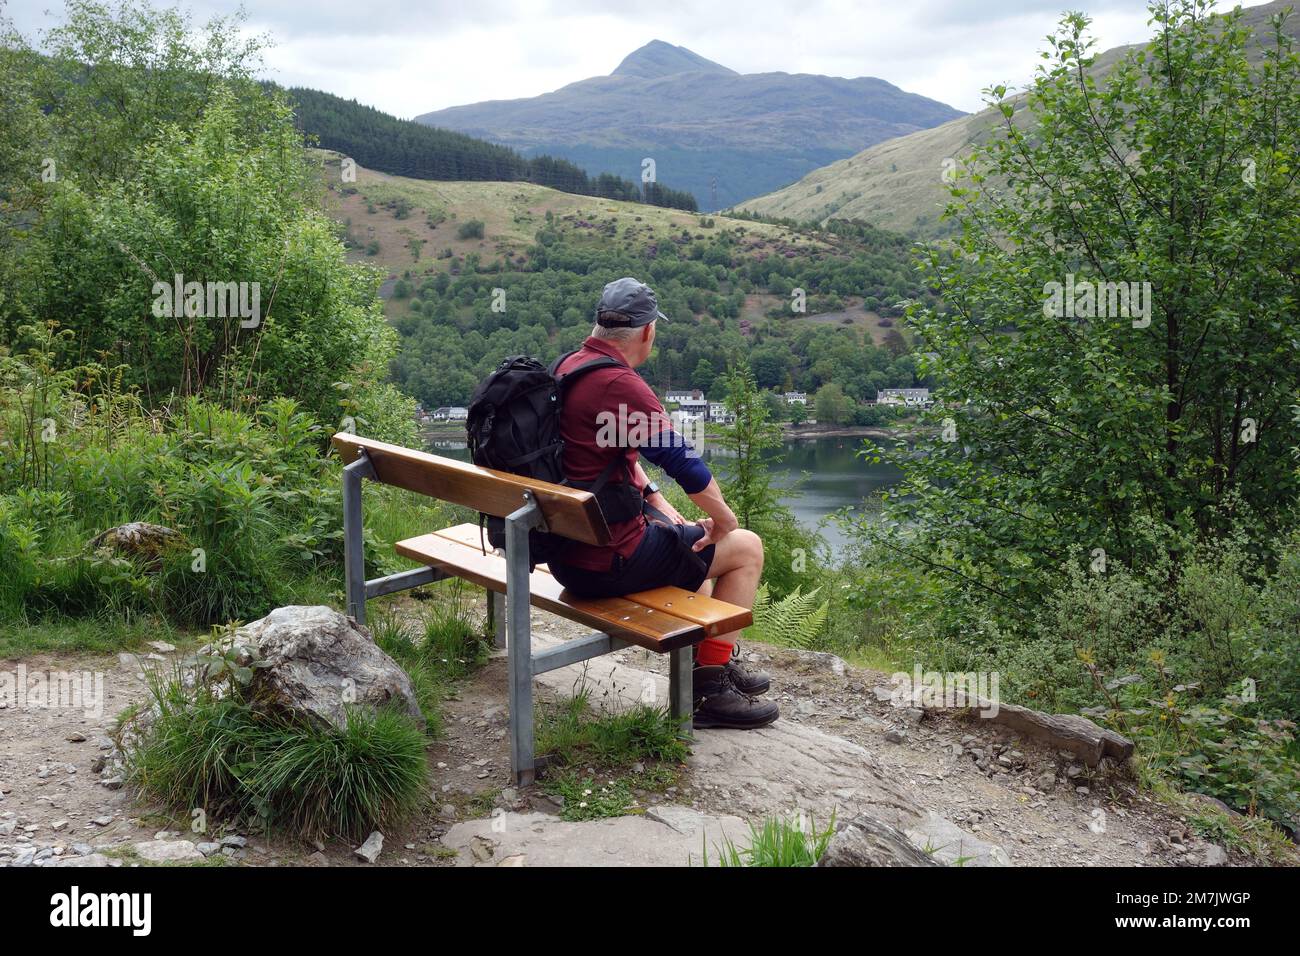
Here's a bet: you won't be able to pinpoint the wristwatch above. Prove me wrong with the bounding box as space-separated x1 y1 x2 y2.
644 481 661 496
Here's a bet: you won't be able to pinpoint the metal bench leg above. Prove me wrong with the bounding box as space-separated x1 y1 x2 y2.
488 590 507 650
669 646 694 735
504 494 543 786
342 452 376 625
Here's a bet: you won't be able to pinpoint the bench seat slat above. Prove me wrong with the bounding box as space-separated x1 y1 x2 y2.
429 523 753 635
395 533 704 652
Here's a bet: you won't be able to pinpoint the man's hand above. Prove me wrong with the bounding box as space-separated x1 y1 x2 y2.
692 511 738 551
686 478 740 551
646 492 686 525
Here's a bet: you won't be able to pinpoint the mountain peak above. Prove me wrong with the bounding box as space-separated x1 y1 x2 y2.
610 40 737 79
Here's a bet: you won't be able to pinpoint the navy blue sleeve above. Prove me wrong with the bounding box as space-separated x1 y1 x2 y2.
638 427 713 494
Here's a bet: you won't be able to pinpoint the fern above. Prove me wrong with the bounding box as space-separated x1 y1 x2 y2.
750 584 829 649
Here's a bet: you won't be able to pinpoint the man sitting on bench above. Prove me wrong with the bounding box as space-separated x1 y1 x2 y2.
548 277 780 730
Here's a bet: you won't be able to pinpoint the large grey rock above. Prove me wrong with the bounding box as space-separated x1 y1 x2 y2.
531 633 924 831
923 693 1133 767
234 606 422 730
817 814 940 867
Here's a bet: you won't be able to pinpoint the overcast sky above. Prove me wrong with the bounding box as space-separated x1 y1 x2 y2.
4 0 1277 116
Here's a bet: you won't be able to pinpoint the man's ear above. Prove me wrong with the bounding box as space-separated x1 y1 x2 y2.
641 325 652 343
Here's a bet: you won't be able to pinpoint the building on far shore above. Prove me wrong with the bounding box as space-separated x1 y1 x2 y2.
708 401 735 424
665 388 704 404
431 406 469 421
782 391 808 405
876 388 931 407
675 397 709 422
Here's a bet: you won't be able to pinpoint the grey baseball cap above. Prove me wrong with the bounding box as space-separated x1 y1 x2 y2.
595 277 666 328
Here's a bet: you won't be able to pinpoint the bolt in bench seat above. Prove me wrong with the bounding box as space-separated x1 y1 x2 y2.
332 433 752 786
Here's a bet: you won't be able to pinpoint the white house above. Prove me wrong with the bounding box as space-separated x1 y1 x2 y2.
665 388 704 404
782 391 808 405
876 388 931 407
432 406 469 421
671 397 709 426
708 402 735 424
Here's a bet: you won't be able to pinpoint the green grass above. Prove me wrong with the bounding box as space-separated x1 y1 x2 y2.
703 813 836 867
367 593 491 736
545 773 640 822
126 671 429 841
0 613 185 659
534 688 689 821
536 689 690 769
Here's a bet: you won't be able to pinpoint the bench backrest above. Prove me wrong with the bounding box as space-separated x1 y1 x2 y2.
333 434 611 546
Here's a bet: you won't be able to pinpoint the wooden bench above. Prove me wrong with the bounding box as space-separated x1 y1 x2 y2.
333 433 752 785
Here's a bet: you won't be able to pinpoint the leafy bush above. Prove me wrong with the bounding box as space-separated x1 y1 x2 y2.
840 523 1300 833
1108 679 1300 833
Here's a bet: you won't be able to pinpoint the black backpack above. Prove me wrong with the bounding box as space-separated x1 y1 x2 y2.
465 352 646 567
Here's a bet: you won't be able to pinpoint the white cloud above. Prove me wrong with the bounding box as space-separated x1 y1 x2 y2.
4 0 1278 117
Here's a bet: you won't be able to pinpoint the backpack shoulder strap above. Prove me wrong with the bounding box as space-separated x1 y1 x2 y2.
552 352 621 388
547 350 577 376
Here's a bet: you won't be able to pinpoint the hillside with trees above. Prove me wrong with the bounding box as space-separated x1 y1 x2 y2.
287 86 698 211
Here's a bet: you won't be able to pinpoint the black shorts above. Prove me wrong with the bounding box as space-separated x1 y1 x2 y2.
550 522 717 598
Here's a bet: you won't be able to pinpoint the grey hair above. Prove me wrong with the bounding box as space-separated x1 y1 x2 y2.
591 322 642 343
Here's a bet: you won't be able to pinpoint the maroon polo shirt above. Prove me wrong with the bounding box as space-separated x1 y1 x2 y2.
555 336 669 571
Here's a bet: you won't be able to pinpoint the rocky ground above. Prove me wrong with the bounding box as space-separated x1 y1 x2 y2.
0 607 1275 868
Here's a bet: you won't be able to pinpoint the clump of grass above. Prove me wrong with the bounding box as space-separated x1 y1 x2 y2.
367 598 490 736
704 813 836 867
126 667 428 841
546 773 639 822
537 687 690 769
535 686 689 822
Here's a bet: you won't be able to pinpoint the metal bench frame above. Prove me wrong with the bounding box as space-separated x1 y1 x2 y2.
342 448 694 786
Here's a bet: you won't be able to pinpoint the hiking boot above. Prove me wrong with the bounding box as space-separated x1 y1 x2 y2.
692 665 780 730
694 643 771 696
724 643 770 695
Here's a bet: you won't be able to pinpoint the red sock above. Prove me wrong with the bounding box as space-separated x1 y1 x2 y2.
696 637 734 666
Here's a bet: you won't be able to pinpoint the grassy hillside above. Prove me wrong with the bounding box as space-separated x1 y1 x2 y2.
736 0 1299 236
316 150 822 281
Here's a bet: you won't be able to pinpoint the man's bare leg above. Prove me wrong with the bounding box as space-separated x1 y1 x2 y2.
699 528 763 651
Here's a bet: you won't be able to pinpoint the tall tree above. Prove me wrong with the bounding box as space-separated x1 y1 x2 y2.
875 0 1300 614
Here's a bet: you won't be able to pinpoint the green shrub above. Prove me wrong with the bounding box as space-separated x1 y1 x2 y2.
750 584 828 648
1109 679 1300 832
127 666 428 840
